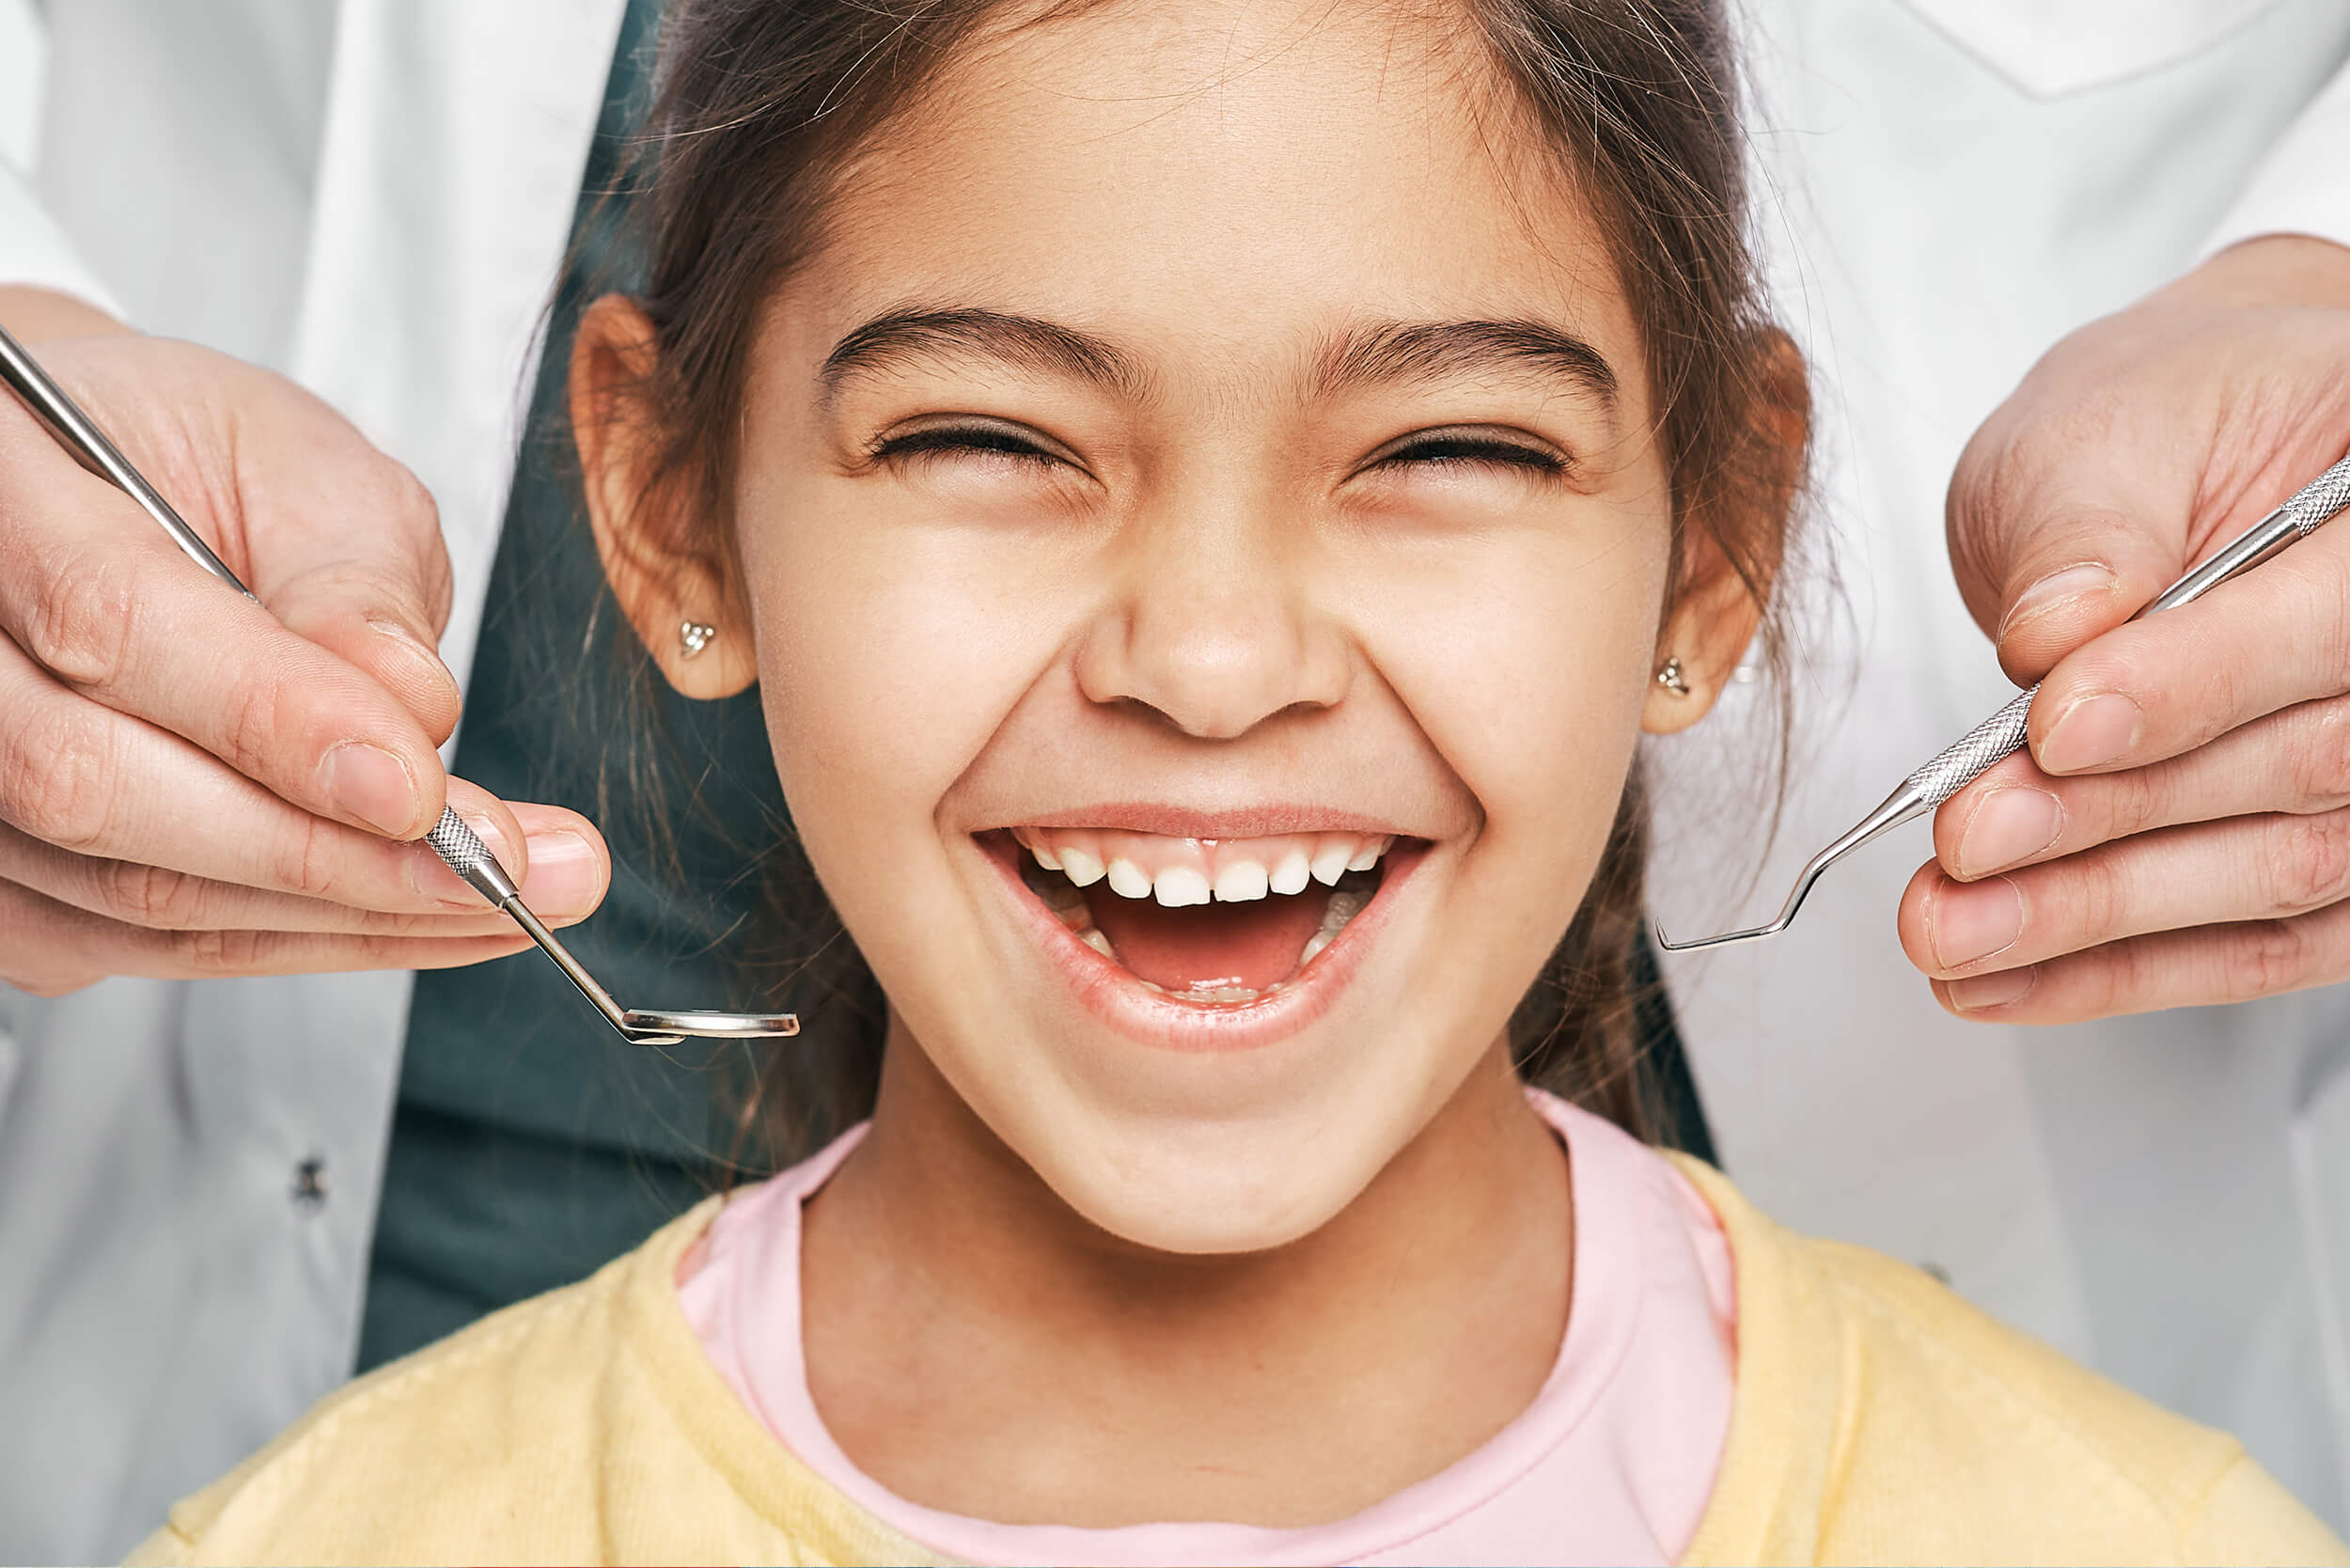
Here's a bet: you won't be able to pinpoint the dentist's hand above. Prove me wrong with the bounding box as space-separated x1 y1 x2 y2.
1898 237 2350 1023
0 287 609 996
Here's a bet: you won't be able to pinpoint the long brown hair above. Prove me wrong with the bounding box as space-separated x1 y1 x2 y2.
586 0 1808 1166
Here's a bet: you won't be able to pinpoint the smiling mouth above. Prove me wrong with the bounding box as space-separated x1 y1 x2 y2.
995 826 1397 1004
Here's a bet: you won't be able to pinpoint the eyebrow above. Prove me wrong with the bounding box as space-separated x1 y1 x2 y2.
1313 319 1620 414
819 306 1620 416
821 307 1154 405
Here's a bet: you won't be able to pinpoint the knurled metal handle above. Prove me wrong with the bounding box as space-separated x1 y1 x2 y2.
1904 685 2037 808
423 806 519 905
2284 452 2350 537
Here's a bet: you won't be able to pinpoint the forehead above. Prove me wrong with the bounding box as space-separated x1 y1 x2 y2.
785 0 1641 403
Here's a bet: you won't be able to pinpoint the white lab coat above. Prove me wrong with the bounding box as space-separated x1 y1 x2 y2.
0 0 2345 1560
0 3 625 1560
1652 0 2350 1532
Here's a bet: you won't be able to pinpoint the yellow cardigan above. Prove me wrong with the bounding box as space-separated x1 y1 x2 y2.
131 1157 2348 1567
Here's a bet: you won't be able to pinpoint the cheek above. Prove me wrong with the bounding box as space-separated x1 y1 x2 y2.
729 462 1072 870
1351 508 1666 902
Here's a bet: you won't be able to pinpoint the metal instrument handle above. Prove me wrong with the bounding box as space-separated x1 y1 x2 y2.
0 326 254 599
1904 450 2350 808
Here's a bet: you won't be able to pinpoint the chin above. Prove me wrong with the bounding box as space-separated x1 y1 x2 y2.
1025 1106 1398 1255
924 989 1481 1257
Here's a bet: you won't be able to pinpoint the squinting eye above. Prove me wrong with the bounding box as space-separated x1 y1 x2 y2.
1371 429 1571 478
869 418 1070 469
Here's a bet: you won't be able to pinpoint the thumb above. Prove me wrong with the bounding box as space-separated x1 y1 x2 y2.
1946 436 2191 687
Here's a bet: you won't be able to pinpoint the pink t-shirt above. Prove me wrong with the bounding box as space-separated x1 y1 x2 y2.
678 1089 1736 1566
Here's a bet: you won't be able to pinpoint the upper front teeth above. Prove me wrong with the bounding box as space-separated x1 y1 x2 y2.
1011 826 1395 902
1308 840 1355 886
1214 860 1269 902
1153 866 1212 908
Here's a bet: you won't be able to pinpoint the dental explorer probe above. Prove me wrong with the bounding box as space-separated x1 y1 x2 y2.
1656 448 2350 953
0 325 797 1047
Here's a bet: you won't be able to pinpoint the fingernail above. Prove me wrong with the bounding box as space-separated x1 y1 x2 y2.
1955 787 2064 878
366 614 454 688
1947 965 2038 1013
1929 875 2024 969
320 742 419 837
521 830 603 915
2040 692 2142 773
1998 562 2115 641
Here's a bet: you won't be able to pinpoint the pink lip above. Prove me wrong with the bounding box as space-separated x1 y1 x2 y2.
983 803 1416 839
976 831 1425 1053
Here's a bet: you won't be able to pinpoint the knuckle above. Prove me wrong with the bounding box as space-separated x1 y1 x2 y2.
389 460 439 530
357 451 440 540
2223 918 2316 1004
101 858 209 930
2081 944 2138 1020
177 926 272 977
1 701 118 853
19 548 141 692
216 663 294 783
2109 763 2171 840
264 811 344 902
2066 851 2129 944
2293 699 2350 811
2264 812 2350 915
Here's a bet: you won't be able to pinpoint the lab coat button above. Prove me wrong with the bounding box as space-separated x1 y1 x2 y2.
290 1155 329 1212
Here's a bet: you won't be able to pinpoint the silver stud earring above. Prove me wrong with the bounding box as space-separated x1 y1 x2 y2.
680 619 716 659
1655 656 1691 697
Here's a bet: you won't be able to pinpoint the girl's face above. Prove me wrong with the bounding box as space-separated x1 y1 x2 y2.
592 0 1749 1252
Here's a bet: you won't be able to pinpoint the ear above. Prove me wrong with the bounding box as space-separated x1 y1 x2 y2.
1641 532 1763 734
570 293 759 699
1642 329 1809 736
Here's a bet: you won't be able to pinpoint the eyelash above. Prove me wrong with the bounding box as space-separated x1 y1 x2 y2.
1371 431 1568 478
870 423 1570 478
870 422 1057 464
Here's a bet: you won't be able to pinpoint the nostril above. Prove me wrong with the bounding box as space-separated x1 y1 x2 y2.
1073 603 1351 742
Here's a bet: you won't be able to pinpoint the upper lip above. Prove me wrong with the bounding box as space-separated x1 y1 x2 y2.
976 803 1420 839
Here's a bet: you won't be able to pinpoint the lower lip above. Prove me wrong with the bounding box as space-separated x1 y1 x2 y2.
978 833 1424 1053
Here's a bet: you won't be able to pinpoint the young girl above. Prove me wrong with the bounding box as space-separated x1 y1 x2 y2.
132 0 2344 1562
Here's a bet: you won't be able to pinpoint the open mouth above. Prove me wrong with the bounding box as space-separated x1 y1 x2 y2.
992 826 1400 1006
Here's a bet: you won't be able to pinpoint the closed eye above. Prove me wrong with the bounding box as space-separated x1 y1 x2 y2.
1365 426 1571 478
868 416 1077 471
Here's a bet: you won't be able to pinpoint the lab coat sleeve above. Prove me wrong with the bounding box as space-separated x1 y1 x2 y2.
2201 58 2350 257
0 154 125 319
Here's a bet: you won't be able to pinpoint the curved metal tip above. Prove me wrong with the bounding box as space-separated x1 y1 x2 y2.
1653 915 1793 952
1651 859 1818 952
620 1009 801 1043
1649 782 1931 956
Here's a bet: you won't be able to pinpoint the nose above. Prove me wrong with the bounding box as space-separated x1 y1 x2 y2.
1073 483 1351 740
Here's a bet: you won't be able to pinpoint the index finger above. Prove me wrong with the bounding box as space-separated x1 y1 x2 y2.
0 422 449 839
2025 515 2350 779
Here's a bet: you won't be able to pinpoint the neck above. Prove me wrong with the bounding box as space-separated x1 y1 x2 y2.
798 1029 1574 1528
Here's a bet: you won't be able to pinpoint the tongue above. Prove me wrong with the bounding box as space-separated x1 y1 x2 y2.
1085 886 1330 992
